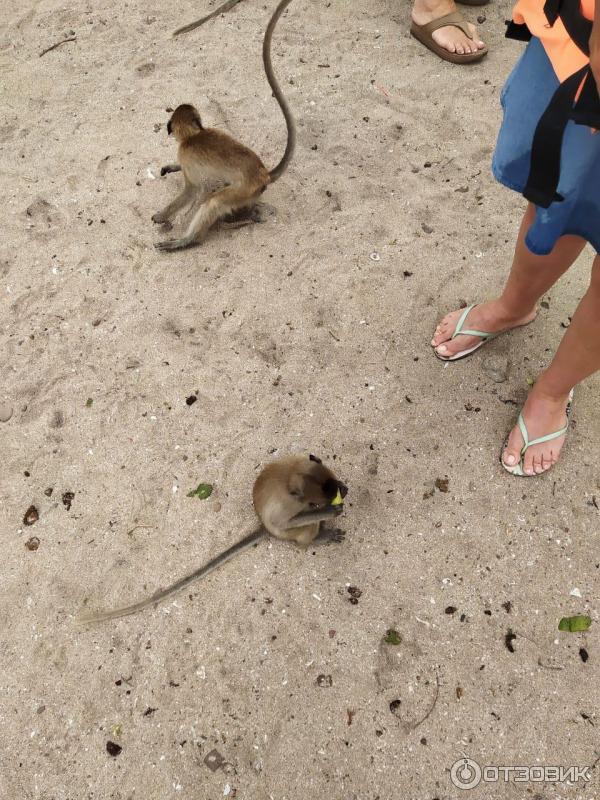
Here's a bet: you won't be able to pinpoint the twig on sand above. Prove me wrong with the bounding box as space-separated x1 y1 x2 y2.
39 36 76 57
409 671 441 731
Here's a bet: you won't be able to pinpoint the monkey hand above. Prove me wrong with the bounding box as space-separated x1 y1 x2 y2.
154 237 194 252
160 164 182 177
151 211 168 224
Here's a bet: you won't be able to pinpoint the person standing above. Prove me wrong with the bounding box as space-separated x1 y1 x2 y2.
431 0 600 476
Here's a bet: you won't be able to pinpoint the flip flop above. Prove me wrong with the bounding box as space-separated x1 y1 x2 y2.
410 11 488 64
456 0 489 6
501 390 574 477
433 304 497 361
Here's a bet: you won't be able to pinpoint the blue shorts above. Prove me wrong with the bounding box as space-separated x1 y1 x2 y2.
492 37 600 255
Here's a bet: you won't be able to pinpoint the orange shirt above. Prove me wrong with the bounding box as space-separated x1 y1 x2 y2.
512 0 594 81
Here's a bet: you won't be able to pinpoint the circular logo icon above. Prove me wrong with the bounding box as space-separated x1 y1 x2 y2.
450 758 482 790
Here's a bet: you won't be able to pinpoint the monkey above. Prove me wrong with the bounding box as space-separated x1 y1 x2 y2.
173 0 246 37
76 455 347 624
152 0 296 252
252 454 347 546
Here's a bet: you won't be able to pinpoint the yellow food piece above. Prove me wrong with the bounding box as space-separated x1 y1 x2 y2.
331 489 343 506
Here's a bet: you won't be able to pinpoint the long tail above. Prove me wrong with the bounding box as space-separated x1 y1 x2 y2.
76 528 266 624
173 0 246 36
263 0 296 182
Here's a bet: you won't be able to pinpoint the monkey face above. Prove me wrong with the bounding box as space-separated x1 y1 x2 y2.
291 456 348 508
166 104 203 140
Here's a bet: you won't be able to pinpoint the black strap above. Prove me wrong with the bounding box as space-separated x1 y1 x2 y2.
505 19 532 41
543 0 561 25
553 0 592 55
516 0 597 208
524 65 589 208
507 0 591 50
571 69 600 127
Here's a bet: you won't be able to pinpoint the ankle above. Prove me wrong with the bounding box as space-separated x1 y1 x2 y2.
529 376 572 406
413 0 455 15
494 296 536 324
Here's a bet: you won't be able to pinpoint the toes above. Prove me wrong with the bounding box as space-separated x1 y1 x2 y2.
431 24 484 55
432 314 456 347
431 30 456 53
502 427 523 468
502 447 520 469
532 454 545 475
522 451 536 475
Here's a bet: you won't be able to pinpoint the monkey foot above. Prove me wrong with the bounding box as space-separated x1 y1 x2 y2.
154 238 193 252
221 203 275 228
152 216 173 231
317 527 346 545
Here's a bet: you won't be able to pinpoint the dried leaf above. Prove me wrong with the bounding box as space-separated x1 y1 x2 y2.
383 629 402 646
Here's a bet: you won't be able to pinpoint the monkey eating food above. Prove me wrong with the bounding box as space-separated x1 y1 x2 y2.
77 455 347 624
152 0 296 252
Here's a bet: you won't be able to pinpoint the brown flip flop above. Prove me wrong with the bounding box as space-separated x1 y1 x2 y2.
410 11 488 64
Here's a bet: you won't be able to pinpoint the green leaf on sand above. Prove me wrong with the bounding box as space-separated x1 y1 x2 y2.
384 629 402 646
187 483 213 499
558 615 592 632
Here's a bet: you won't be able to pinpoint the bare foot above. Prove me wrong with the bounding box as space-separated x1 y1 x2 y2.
502 387 572 475
431 301 537 360
412 0 485 55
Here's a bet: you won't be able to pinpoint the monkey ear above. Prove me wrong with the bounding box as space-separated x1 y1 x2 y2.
309 454 322 464
288 473 305 499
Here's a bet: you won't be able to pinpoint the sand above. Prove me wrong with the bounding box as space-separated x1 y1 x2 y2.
1 0 599 798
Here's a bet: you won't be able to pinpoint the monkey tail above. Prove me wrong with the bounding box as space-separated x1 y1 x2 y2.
173 0 245 36
264 0 296 182
75 528 266 625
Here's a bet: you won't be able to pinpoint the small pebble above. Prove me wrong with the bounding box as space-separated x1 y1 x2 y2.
23 506 39 526
25 537 40 551
482 355 509 383
0 402 13 422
